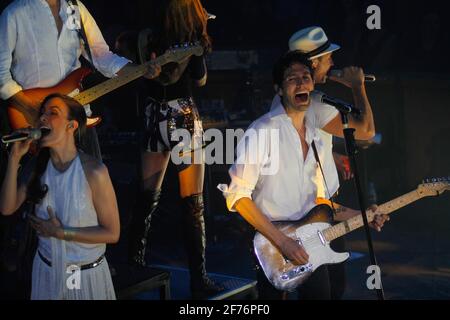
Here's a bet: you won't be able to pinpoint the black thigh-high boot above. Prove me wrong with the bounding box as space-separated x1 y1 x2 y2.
128 190 161 267
181 193 224 299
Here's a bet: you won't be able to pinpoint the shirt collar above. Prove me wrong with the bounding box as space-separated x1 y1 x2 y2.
38 0 66 11
269 94 313 124
268 95 288 120
269 94 319 143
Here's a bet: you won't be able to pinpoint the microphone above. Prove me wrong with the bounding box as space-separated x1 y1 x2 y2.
1 128 43 144
320 94 361 115
328 69 376 82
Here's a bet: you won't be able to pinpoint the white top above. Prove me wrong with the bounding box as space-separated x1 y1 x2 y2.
0 0 130 100
35 154 104 298
36 155 104 263
218 95 339 221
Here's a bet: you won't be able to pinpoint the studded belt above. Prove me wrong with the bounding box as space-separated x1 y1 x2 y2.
38 250 105 270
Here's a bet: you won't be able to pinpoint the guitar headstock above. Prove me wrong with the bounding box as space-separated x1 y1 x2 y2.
163 42 204 63
417 177 450 196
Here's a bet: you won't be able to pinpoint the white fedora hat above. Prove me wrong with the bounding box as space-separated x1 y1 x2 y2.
288 26 340 60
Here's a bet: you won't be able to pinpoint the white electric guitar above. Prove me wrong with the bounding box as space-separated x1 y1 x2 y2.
254 177 450 291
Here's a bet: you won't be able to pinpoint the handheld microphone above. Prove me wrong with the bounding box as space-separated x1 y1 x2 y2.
328 69 376 82
1 128 43 144
320 94 361 115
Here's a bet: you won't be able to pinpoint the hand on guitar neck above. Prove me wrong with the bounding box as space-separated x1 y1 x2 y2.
116 52 161 80
317 198 390 232
367 204 390 232
7 44 203 130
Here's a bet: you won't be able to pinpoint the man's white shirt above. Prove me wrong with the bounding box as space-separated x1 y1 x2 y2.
219 93 339 221
0 0 130 102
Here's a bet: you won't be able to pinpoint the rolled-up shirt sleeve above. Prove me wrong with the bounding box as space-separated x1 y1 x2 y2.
78 1 130 78
311 91 339 129
0 8 23 100
218 123 269 212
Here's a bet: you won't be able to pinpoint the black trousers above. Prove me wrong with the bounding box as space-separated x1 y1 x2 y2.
328 236 347 300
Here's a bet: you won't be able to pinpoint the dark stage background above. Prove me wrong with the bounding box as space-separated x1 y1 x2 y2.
0 0 449 299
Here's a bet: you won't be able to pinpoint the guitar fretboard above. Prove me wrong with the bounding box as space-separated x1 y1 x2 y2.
323 189 427 241
74 55 174 106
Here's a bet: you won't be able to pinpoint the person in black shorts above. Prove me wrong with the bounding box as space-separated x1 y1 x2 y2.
124 0 223 299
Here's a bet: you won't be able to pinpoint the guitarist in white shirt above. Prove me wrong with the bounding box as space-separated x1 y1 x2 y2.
219 52 389 299
0 0 160 159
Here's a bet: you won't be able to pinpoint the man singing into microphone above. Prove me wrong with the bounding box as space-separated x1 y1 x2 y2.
272 26 375 181
219 51 388 299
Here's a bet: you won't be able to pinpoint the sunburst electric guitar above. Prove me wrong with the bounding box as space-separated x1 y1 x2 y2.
254 178 450 291
7 44 204 129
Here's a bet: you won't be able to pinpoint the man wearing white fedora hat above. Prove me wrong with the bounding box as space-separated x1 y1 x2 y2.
288 26 341 84
272 26 374 181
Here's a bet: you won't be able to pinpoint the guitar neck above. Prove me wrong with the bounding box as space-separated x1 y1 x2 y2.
74 55 172 106
323 188 427 242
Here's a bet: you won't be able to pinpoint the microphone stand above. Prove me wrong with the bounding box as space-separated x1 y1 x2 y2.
339 111 385 300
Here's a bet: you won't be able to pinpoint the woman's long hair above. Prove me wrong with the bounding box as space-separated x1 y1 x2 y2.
151 0 211 53
27 94 87 204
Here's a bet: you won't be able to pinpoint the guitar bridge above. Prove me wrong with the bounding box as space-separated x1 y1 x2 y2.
280 263 313 281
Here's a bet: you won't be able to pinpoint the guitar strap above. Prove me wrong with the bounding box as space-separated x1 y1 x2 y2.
311 140 337 217
65 0 96 71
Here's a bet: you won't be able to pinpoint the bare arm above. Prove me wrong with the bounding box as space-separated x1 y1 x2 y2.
194 72 207 87
7 91 41 127
322 67 376 140
0 140 32 215
30 162 120 244
191 55 207 87
193 59 207 87
332 203 360 221
332 203 389 232
8 91 41 112
235 197 309 265
65 163 120 244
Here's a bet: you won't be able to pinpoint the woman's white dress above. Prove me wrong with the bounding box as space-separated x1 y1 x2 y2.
31 155 116 300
